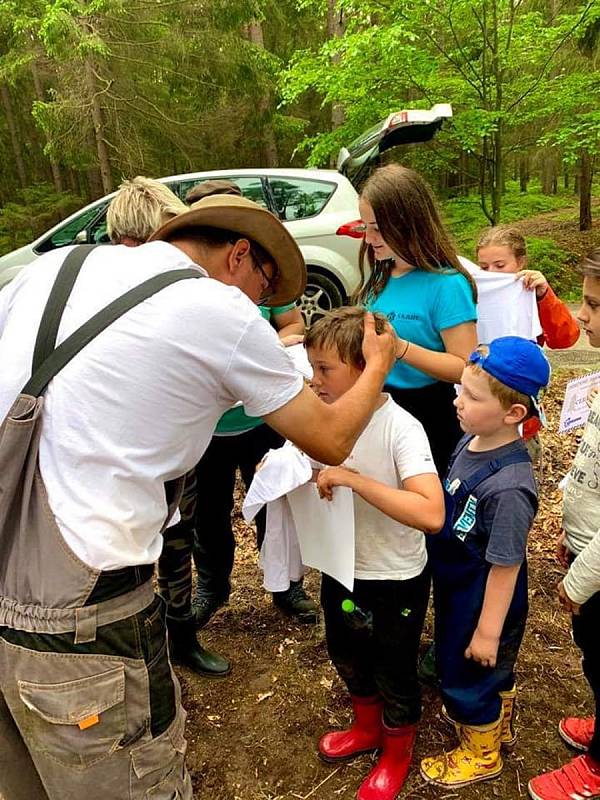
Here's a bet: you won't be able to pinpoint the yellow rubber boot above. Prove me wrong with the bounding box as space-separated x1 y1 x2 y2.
440 684 517 750
499 684 517 749
420 715 503 788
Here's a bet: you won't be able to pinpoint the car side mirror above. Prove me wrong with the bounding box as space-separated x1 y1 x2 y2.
75 230 89 244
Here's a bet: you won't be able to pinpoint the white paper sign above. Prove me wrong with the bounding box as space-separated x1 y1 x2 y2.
287 483 355 591
559 371 600 433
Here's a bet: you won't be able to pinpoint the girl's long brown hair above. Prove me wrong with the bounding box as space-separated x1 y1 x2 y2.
353 164 477 305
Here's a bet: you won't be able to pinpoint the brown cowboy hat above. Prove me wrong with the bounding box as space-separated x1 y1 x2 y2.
149 194 306 306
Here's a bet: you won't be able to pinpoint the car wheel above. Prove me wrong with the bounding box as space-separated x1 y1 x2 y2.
299 270 346 327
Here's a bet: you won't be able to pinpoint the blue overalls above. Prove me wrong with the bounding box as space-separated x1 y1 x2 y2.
428 437 533 726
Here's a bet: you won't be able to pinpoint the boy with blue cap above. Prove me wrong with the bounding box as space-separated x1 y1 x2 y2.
420 336 551 789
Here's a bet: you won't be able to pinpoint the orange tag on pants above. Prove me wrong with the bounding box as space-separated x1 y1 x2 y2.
78 714 99 730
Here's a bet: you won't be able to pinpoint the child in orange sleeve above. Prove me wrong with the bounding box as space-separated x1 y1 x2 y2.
476 225 579 440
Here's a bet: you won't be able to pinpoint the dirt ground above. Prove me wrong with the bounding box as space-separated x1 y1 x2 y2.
178 368 598 800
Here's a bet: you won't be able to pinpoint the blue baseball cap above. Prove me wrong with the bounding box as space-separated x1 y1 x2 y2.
468 336 551 416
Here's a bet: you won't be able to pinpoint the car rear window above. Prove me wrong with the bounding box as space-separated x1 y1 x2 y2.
175 176 269 208
268 178 336 221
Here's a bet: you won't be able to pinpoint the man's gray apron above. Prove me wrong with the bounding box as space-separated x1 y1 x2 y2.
0 246 200 800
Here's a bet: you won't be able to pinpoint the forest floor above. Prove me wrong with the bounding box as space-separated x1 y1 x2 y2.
517 198 600 263
179 365 600 800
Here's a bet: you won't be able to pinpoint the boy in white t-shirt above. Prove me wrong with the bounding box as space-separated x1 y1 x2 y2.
306 308 445 800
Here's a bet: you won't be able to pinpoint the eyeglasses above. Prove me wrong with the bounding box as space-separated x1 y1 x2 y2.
249 245 279 302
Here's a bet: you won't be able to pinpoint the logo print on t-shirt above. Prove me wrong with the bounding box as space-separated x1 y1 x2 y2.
454 495 477 541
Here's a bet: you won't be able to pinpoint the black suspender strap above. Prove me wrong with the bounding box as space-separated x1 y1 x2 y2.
31 245 99 375
23 261 201 398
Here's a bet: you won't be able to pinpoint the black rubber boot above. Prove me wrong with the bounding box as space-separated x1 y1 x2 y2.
167 616 231 678
191 593 228 629
272 579 319 624
417 641 439 687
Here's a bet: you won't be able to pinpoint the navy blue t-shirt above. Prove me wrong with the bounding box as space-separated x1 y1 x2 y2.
446 437 538 566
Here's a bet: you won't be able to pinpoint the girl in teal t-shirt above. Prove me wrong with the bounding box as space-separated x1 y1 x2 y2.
357 164 478 473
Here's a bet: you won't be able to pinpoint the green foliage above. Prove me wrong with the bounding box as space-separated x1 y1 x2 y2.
443 182 585 298
445 182 575 253
526 237 576 298
0 183 83 254
280 0 597 222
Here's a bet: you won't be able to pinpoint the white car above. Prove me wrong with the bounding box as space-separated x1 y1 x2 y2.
0 104 452 324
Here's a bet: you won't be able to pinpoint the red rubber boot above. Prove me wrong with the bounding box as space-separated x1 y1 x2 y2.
319 695 383 762
357 722 417 800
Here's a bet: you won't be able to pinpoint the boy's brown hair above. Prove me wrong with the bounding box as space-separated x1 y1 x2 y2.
467 345 533 418
305 307 388 369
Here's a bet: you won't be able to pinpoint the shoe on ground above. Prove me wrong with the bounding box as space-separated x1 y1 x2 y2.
421 716 503 788
318 695 382 762
558 716 595 752
167 616 231 678
356 722 416 800
191 593 228 629
272 580 319 624
417 642 439 687
528 754 600 800
440 683 518 750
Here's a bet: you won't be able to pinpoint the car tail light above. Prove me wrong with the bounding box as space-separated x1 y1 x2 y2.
336 220 366 239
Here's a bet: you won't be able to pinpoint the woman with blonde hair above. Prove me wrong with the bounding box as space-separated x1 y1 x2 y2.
356 164 478 474
106 176 187 245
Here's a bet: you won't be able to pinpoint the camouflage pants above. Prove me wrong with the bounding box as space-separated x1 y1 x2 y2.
157 469 197 621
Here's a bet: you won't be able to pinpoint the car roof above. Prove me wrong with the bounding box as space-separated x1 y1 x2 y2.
160 167 344 183
25 169 349 247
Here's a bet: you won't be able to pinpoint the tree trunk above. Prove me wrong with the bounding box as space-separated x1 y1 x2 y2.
247 21 278 168
1 83 27 188
579 149 593 231
563 169 569 190
459 150 469 196
327 0 346 133
491 123 503 224
541 157 554 195
31 61 64 193
84 59 112 194
519 155 529 192
479 139 494 224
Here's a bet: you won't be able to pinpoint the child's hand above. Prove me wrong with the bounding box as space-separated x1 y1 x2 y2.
316 466 358 501
556 531 570 569
557 580 581 616
516 269 549 299
465 628 499 668
587 386 599 409
280 334 304 347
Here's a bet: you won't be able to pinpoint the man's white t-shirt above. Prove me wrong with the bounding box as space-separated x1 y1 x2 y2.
343 395 437 580
0 242 303 570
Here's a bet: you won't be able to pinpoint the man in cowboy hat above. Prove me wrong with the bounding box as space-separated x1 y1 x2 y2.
0 194 397 800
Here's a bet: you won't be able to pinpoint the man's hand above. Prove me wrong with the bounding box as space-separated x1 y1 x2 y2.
465 628 500 668
516 269 549 299
558 580 581 616
556 531 571 569
361 313 397 375
316 465 358 501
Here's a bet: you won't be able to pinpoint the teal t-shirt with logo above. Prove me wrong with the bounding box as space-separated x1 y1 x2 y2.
215 303 298 435
366 269 477 389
